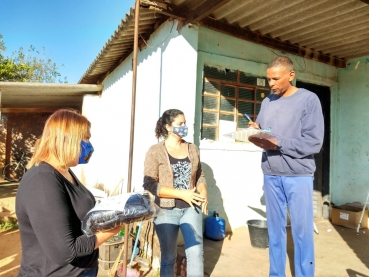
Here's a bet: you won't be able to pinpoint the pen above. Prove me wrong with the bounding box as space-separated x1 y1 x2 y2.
244 113 252 122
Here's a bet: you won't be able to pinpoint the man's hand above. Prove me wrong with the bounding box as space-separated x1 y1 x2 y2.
249 136 278 150
248 121 260 129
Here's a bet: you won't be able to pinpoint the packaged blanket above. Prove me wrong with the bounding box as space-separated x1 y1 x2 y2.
81 190 161 236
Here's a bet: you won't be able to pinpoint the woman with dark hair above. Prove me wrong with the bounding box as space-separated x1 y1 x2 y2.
143 109 208 277
16 109 121 277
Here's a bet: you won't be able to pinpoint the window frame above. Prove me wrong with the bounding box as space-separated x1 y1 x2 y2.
201 68 270 141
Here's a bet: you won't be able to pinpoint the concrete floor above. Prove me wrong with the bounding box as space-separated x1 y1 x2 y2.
200 219 369 277
1 180 369 277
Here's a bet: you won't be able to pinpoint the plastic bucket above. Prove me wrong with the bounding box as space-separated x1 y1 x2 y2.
246 219 268 249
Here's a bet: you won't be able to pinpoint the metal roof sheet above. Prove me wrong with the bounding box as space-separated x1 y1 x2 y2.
79 0 369 84
0 82 102 110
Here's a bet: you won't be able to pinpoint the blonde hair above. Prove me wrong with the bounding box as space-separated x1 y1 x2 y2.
29 109 91 170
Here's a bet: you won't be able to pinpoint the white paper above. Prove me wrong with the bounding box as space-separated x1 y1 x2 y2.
224 128 279 142
339 212 349 220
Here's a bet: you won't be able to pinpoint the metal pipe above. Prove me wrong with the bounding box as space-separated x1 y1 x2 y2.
121 0 140 276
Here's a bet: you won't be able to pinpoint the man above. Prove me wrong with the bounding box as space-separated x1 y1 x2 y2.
248 56 324 277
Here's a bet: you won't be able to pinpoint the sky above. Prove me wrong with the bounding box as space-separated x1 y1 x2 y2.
0 0 135 84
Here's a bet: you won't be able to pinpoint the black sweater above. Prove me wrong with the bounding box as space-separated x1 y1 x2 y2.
16 162 98 277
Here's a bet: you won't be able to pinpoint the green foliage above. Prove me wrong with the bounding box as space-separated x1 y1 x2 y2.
0 34 5 52
0 219 19 232
0 34 67 83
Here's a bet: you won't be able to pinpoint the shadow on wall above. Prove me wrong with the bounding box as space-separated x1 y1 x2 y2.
247 191 267 219
201 162 231 232
201 162 230 277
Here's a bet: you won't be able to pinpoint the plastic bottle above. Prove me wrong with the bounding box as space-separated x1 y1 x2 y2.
119 227 125 237
205 211 226 241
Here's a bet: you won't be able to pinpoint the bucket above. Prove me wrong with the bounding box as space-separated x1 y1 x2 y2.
246 219 268 249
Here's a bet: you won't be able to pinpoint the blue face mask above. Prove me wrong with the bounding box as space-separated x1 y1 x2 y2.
172 125 188 137
78 141 94 164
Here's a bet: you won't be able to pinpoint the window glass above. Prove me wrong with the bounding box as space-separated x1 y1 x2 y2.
201 66 265 141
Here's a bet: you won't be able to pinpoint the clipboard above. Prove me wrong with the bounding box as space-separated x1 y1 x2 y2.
224 128 279 142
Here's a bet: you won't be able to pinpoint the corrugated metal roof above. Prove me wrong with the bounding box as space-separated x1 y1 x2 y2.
79 7 166 84
0 82 102 110
80 0 369 84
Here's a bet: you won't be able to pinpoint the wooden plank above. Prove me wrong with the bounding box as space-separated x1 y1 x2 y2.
140 0 188 19
1 108 71 114
139 17 168 50
5 114 13 166
199 17 347 68
185 0 231 25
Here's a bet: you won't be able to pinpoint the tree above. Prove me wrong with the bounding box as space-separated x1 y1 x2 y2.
0 34 67 83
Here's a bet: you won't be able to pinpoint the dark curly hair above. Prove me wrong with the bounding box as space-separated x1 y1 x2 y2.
155 109 184 139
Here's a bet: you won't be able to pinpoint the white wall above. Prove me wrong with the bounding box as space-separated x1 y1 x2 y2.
75 20 199 198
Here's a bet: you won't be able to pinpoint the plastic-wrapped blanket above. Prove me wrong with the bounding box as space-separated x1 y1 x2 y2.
81 191 161 236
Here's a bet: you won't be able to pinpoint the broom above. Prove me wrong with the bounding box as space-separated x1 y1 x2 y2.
126 221 143 277
109 224 132 277
109 242 125 277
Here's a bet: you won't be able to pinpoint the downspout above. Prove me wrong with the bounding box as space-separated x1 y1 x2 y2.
122 0 140 276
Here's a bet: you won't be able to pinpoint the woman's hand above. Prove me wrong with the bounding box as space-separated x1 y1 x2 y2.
196 183 208 215
199 190 208 215
180 187 205 209
94 225 123 249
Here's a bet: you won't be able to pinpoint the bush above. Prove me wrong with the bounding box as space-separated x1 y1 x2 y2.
0 219 19 232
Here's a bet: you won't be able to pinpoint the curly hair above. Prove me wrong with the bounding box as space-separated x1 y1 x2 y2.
155 109 184 139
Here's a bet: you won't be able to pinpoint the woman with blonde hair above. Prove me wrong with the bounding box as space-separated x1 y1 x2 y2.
16 109 121 277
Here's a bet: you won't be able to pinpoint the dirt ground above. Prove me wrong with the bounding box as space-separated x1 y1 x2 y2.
1 180 369 277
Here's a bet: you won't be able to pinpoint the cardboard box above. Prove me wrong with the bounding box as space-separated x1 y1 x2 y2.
331 204 368 229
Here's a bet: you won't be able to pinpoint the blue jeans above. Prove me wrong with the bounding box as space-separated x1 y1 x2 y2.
78 267 98 277
154 206 204 277
264 175 315 277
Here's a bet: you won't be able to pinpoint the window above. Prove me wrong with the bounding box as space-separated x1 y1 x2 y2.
201 66 270 141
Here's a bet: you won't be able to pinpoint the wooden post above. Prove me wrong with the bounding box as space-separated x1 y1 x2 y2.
5 114 13 166
122 0 140 276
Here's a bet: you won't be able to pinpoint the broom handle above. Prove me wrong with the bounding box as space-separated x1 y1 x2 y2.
108 224 133 277
129 221 143 268
109 243 125 277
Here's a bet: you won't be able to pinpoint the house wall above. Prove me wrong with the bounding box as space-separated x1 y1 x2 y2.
196 27 338 231
332 55 369 205
74 20 198 197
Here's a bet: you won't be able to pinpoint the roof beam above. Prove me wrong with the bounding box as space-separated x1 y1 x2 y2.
140 0 188 19
199 17 347 68
1 107 66 114
184 0 231 25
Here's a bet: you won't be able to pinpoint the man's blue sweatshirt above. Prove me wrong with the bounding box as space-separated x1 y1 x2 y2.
255 88 324 176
